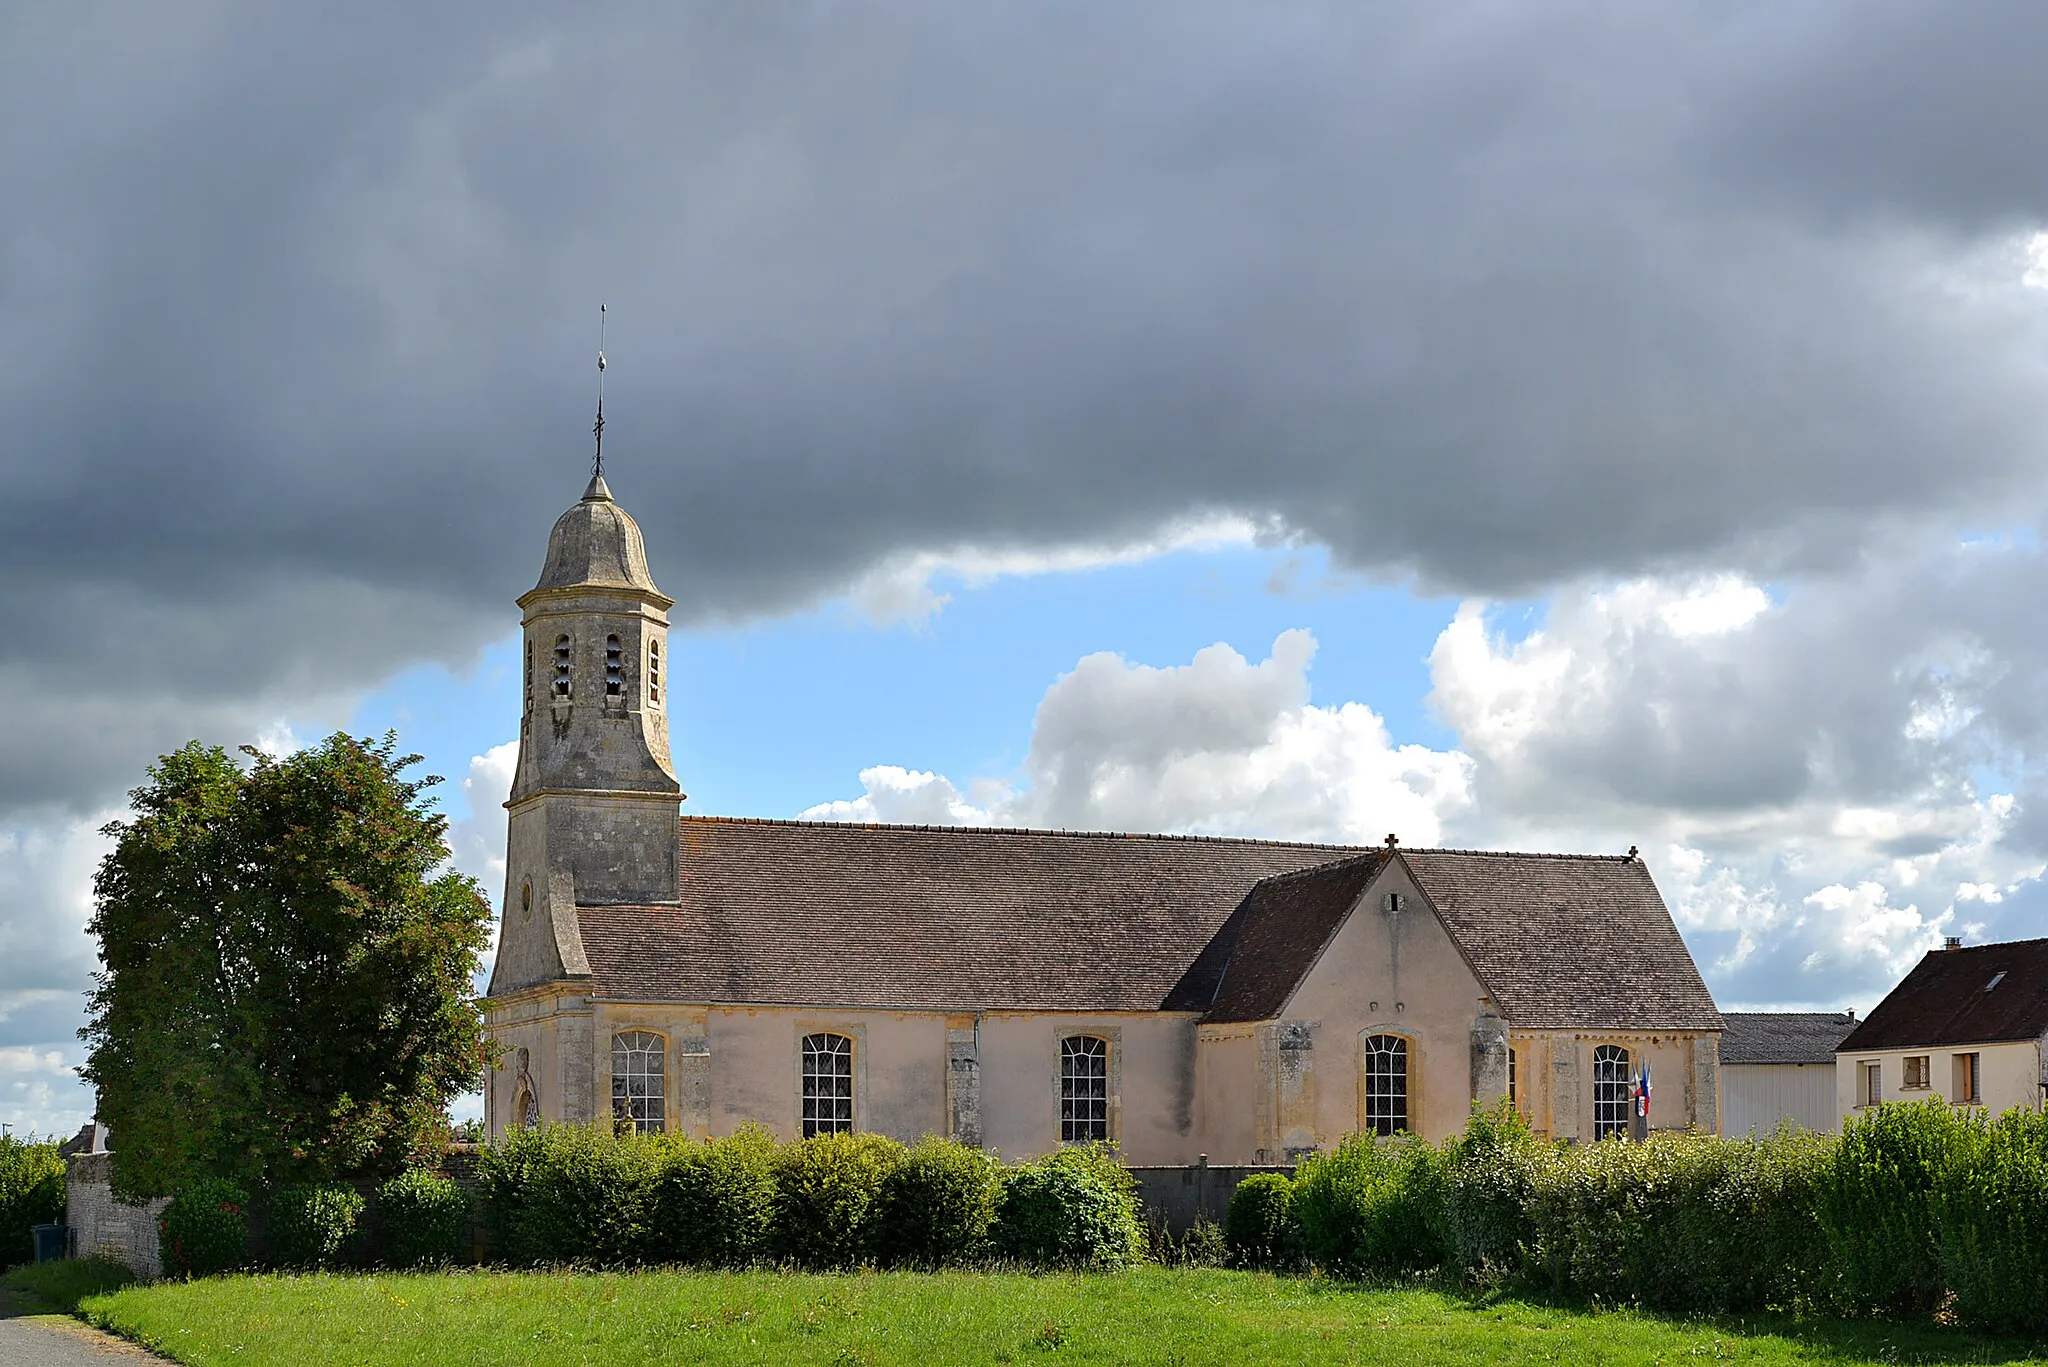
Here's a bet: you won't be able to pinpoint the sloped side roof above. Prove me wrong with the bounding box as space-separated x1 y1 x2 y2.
1838 938 2048 1052
1402 851 1723 1031
1720 1012 1857 1065
577 818 1359 1011
1199 855 1388 1023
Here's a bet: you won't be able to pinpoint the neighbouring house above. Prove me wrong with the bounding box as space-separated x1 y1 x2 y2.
1836 936 2048 1122
1718 1012 1856 1135
482 472 1726 1163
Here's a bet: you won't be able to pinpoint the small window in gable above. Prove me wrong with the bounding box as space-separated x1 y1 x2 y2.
1060 1036 1109 1143
605 634 623 697
648 640 662 706
553 635 572 697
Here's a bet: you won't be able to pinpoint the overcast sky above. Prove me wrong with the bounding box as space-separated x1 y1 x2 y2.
5 1 2048 1133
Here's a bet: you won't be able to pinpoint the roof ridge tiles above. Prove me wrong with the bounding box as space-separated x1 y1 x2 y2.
676 814 1642 863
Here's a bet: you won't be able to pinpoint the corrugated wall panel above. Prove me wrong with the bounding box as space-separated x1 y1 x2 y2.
1722 1062 1838 1135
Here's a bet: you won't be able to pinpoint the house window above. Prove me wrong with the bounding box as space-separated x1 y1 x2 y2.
1060 1036 1109 1143
648 640 661 706
553 635 572 697
1362 1034 1409 1136
1903 1055 1931 1090
610 1031 665 1135
1861 1061 1882 1107
1507 1046 1518 1109
1593 1045 1632 1140
605 634 624 697
1953 1052 1981 1104
802 1033 855 1137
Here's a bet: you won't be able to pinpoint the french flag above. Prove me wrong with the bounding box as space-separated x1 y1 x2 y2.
1633 1064 1653 1119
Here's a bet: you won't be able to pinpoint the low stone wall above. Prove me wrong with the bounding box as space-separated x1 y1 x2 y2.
1130 1158 1295 1235
65 1152 168 1278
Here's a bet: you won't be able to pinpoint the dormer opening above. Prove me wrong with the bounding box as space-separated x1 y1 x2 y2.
553 635 572 698
605 635 624 696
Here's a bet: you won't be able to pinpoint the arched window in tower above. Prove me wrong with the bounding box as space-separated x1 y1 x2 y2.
1362 1034 1410 1136
611 1030 665 1135
647 640 661 706
1593 1044 1632 1140
605 634 624 697
553 635 572 698
524 640 533 715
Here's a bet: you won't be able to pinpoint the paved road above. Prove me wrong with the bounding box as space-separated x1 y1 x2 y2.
0 1313 167 1364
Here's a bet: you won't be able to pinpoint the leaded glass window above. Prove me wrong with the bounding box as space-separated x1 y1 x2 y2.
802 1032 854 1137
1593 1044 1632 1140
1362 1034 1409 1136
1060 1036 1109 1143
611 1030 664 1135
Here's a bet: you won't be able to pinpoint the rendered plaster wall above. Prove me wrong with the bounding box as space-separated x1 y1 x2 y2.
976 1011 1202 1164
1194 1025 1261 1163
1835 1039 2044 1123
1266 860 1495 1149
483 987 595 1137
1512 1029 1719 1140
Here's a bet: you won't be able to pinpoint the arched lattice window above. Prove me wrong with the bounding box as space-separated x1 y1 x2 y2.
648 639 662 706
1593 1044 1632 1140
611 1030 665 1135
553 635 572 697
1362 1034 1410 1136
801 1033 854 1137
1060 1036 1109 1143
605 634 624 696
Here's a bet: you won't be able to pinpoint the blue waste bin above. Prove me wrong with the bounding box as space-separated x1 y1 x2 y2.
31 1222 67 1264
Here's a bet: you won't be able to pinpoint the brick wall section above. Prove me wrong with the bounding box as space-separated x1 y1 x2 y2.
64 1153 168 1278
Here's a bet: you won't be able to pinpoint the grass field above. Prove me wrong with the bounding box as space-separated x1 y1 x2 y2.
34 1266 2046 1367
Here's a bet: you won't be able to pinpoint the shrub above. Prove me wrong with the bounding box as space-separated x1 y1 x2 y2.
1291 1134 1445 1277
266 1182 367 1269
648 1126 779 1267
1437 1105 1540 1281
1931 1106 2048 1333
0 1135 65 1270
872 1137 1001 1267
158 1178 250 1278
1818 1099 1964 1316
1223 1173 1301 1269
1666 1125 1833 1313
771 1132 904 1268
473 1123 661 1267
991 1145 1145 1271
375 1169 472 1268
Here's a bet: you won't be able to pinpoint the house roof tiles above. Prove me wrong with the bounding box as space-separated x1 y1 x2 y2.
1837 938 2048 1052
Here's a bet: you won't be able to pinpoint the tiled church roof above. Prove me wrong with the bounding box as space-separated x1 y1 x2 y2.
575 818 1721 1030
578 817 1355 1012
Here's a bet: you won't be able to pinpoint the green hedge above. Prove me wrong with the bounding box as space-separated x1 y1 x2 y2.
873 1138 1002 1267
266 1182 366 1269
374 1170 471 1269
992 1146 1146 1270
1292 1134 1445 1277
158 1178 250 1278
1931 1107 2048 1334
770 1132 904 1268
1222 1172 1300 1269
1817 1098 1963 1315
649 1126 778 1267
0 1136 64 1270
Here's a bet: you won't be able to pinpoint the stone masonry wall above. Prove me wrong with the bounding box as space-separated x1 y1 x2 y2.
64 1153 167 1278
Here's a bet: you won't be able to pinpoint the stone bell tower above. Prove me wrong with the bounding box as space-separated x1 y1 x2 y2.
489 470 682 995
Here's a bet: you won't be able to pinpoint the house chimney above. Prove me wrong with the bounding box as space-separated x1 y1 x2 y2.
1944 936 1963 951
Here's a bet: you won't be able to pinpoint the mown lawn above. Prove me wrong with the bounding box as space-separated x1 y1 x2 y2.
58 1267 2048 1367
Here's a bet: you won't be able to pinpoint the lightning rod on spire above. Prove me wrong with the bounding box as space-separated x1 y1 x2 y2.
593 303 608 480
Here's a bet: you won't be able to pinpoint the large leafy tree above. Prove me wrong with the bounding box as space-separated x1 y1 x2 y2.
82 734 494 1201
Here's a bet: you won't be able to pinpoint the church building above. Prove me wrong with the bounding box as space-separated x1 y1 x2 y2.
484 475 1725 1160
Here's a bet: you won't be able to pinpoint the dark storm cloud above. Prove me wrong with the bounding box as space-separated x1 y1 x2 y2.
2 0 2047 812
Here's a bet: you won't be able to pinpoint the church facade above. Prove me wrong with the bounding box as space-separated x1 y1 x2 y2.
483 477 1725 1160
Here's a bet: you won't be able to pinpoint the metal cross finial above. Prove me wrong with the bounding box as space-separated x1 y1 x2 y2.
593 303 608 479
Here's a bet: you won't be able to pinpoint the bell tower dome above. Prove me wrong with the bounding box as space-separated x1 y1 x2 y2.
490 471 682 995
